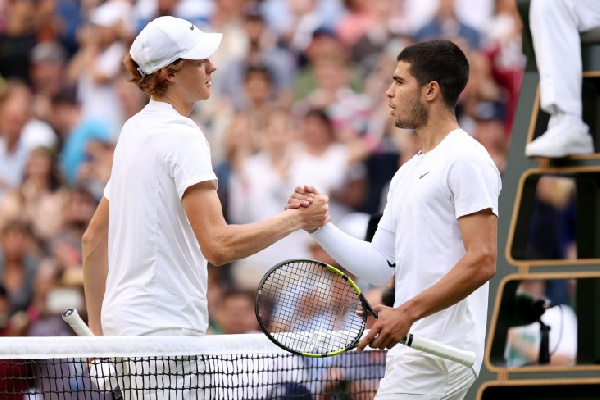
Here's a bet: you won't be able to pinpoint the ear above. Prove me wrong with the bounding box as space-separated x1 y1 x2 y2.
424 81 441 102
160 68 176 83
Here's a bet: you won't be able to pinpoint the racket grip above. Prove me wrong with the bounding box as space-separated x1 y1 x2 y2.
62 309 118 392
405 334 476 368
62 309 94 336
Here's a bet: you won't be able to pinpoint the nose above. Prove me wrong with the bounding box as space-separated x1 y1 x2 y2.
385 84 394 98
206 59 217 73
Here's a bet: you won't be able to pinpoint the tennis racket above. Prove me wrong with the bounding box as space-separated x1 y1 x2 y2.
62 309 119 392
255 259 476 368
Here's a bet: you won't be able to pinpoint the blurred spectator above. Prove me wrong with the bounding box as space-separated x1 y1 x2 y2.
50 89 112 186
228 111 311 290
292 108 367 222
0 219 40 317
293 54 372 144
482 0 524 137
205 0 248 85
404 0 494 35
262 0 344 42
526 177 577 261
414 0 482 50
210 63 278 167
30 41 69 124
48 187 97 271
0 0 53 84
213 114 260 222
277 0 325 56
349 0 408 78
134 0 211 34
77 139 115 201
216 5 295 112
335 0 376 48
524 0 598 158
294 28 363 98
505 279 577 367
66 1 129 135
0 80 56 200
0 146 64 245
206 267 226 334
27 255 85 338
54 0 85 58
213 288 260 334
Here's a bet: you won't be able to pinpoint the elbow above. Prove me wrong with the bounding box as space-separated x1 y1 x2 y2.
478 251 496 284
202 245 230 267
82 226 96 248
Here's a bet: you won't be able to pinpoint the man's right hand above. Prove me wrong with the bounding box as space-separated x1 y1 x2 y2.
286 185 320 209
295 193 330 232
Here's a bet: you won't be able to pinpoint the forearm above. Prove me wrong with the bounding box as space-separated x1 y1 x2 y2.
400 251 495 323
82 236 108 335
311 222 394 286
205 210 303 266
81 198 109 336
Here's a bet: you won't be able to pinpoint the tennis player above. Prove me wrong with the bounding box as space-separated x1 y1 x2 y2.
81 15 329 396
288 40 501 399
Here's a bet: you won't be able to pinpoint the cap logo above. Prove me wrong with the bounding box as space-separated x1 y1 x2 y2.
190 23 194 31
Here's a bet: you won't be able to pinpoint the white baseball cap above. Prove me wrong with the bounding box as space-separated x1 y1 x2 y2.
130 16 222 76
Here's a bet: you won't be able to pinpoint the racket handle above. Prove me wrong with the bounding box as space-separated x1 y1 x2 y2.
405 334 476 368
62 309 118 392
62 309 94 336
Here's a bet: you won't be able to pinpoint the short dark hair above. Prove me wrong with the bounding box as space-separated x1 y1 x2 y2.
243 64 274 85
397 40 469 108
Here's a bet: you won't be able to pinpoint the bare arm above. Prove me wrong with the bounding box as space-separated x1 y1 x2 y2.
182 181 329 266
359 209 497 351
82 197 109 335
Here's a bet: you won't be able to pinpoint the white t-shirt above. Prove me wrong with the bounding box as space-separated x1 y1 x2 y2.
101 100 217 336
376 129 501 393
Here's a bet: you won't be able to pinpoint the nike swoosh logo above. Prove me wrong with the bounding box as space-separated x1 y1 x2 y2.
419 172 430 179
387 260 396 268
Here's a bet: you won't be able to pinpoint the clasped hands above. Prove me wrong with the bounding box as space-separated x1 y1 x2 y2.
285 185 330 232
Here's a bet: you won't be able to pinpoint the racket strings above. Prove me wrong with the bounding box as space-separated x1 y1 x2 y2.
257 261 365 355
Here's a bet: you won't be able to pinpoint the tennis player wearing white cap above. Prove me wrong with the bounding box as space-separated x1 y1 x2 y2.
81 16 329 397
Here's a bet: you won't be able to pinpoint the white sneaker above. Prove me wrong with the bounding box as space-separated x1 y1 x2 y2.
525 114 595 158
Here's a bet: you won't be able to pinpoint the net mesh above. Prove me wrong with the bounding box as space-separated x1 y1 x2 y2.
256 260 365 355
0 333 386 399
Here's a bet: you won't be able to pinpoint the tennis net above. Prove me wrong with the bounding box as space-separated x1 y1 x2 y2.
0 332 386 399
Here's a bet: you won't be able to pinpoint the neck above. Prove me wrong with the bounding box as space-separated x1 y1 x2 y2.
152 95 193 117
415 108 459 153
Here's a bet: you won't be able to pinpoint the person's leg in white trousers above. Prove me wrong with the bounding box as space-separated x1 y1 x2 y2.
525 0 600 158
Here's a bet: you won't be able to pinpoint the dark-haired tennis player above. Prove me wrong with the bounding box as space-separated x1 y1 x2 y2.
288 40 501 399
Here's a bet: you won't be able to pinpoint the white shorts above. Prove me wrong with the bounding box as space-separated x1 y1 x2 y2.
374 350 477 399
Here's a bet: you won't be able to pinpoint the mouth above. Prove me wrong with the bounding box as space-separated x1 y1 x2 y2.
205 80 212 87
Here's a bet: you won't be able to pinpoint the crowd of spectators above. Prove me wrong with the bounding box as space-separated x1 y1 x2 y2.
0 0 525 341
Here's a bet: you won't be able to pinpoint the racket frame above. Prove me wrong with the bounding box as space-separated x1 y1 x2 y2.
255 259 373 358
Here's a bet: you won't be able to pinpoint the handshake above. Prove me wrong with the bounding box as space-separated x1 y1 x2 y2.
285 185 330 233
